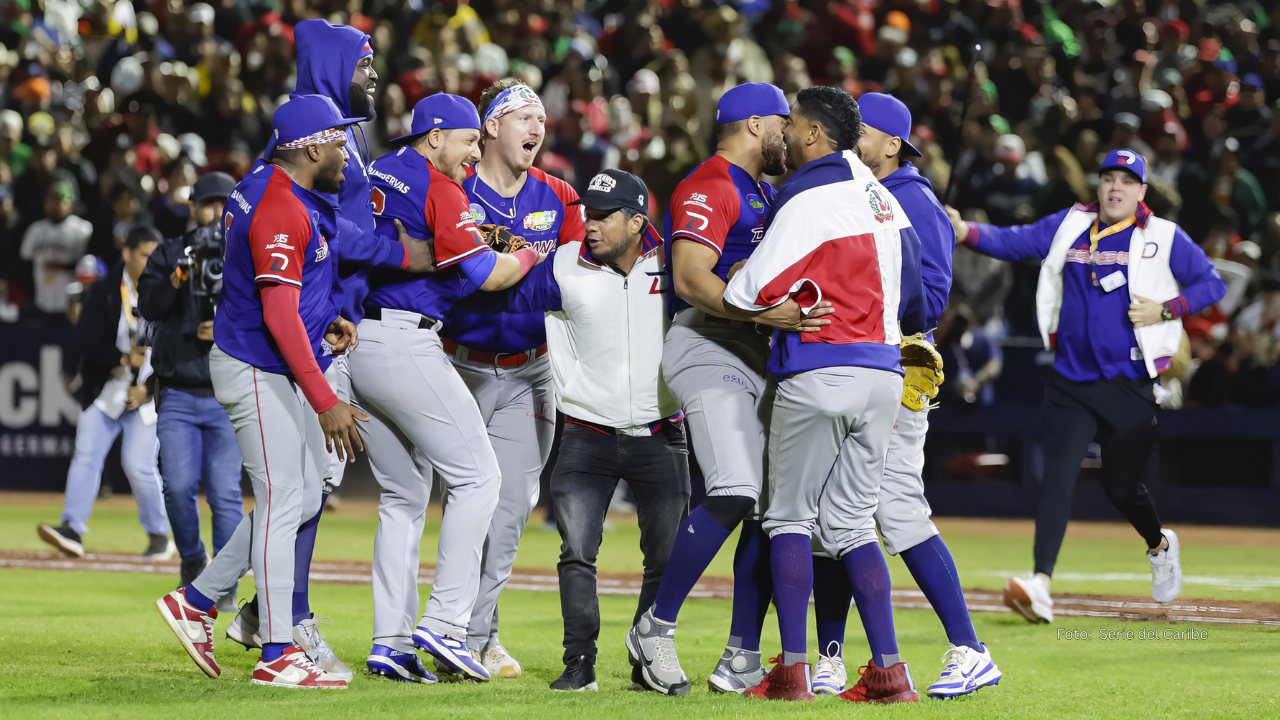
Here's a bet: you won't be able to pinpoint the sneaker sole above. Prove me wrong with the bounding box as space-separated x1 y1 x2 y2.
38 526 84 558
1003 581 1051 624
813 684 845 695
928 675 1001 699
154 598 219 678
250 678 347 689
551 682 598 692
491 664 521 679
412 631 489 681
367 658 436 684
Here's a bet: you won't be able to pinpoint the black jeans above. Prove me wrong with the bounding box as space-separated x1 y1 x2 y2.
1034 371 1165 576
552 420 691 663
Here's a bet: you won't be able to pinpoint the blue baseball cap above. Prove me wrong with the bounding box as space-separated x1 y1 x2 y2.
856 92 921 157
264 94 365 159
716 82 789 125
390 93 481 144
1100 148 1147 183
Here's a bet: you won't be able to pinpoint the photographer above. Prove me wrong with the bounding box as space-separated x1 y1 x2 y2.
138 172 243 590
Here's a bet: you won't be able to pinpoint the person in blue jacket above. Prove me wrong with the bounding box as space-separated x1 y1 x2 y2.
948 148 1226 624
808 93 1002 700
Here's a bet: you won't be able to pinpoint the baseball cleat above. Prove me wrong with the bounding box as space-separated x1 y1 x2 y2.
156 588 220 678
1003 574 1054 624
145 534 177 560
838 659 920 703
812 645 847 695
707 646 767 694
1149 529 1182 603
295 616 353 681
37 523 84 558
251 645 347 689
926 644 1002 699
481 643 522 678
226 600 263 649
743 656 813 701
367 644 437 684
550 655 597 692
413 625 490 681
625 608 690 696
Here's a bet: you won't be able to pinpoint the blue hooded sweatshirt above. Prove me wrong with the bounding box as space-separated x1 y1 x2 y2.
294 19 408 322
880 161 953 336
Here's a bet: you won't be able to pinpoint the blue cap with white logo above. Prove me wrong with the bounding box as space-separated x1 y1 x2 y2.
1100 148 1147 183
716 83 789 125
390 93 481 145
857 92 922 158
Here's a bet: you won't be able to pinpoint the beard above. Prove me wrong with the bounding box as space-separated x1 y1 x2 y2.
314 163 345 194
762 131 787 176
348 82 377 121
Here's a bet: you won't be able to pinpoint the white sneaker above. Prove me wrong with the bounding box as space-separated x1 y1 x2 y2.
1003 574 1054 624
1149 529 1182 602
294 616 353 682
926 644 1002 698
481 643 522 678
812 646 847 695
226 601 263 649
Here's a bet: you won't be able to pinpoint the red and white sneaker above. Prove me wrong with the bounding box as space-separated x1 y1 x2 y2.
251 645 348 689
156 588 220 678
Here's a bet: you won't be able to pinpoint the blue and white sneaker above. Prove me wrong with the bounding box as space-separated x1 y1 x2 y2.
926 644 1002 699
412 626 490 681
812 645 847 695
367 644 437 684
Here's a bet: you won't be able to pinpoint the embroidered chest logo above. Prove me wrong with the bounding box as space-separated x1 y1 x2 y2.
523 210 558 232
746 194 765 213
866 183 894 223
469 203 486 224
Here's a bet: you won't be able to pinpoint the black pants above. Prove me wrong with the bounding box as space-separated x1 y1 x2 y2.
552 420 691 663
1034 371 1165 576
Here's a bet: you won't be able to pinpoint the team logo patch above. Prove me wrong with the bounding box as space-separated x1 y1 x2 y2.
866 183 894 223
523 210 557 232
1116 150 1137 165
588 173 616 193
746 194 765 213
315 236 329 262
469 203 486 224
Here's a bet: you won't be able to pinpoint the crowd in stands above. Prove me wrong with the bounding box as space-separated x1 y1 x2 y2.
3 0 1279 407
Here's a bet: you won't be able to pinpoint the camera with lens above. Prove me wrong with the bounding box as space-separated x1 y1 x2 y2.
180 224 225 320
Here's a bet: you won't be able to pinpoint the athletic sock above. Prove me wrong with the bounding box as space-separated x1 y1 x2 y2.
728 520 772 652
901 535 981 651
291 495 329 624
812 555 852 658
770 533 813 666
261 642 288 662
842 543 900 668
652 506 732 623
184 586 216 613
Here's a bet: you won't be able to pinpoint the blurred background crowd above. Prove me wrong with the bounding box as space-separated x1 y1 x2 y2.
2 0 1279 408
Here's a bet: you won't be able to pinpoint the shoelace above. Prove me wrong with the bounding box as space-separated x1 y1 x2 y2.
653 634 682 674
938 647 967 677
284 647 325 674
298 622 335 662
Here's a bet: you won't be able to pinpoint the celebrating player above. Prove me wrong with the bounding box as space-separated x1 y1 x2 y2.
807 92 1001 699
724 86 925 703
350 93 542 684
155 94 366 690
948 148 1225 622
624 82 831 696
447 79 585 677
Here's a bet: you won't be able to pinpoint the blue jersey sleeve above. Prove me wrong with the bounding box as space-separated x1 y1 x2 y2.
897 225 926 336
897 184 954 330
966 208 1071 262
505 256 562 314
456 250 499 288
1168 225 1226 317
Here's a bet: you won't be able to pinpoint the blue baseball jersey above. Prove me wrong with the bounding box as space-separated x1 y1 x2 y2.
664 154 777 314
444 167 585 352
362 147 495 320
213 161 340 375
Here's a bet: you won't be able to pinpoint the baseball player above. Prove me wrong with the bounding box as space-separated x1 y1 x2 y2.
624 83 834 697
948 148 1224 623
447 79 585 677
807 93 1001 699
351 93 543 684
724 86 925 703
156 94 366 689
196 20 434 681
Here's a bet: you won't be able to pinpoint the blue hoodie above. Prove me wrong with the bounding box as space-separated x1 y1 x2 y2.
880 161 953 336
294 19 408 322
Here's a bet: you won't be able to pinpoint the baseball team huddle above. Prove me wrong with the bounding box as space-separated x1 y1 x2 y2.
149 18 1220 702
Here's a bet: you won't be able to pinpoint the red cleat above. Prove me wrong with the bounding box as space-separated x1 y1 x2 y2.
156 588 220 678
743 655 813 701
837 658 920 703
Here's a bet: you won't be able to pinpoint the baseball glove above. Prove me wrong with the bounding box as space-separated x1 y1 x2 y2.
477 223 530 253
900 333 944 412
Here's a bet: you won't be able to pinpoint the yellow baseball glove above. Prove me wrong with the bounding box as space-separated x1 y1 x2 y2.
900 333 944 412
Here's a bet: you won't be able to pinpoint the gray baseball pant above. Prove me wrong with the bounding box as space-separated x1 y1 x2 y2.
348 311 501 651
875 407 939 555
448 352 556 652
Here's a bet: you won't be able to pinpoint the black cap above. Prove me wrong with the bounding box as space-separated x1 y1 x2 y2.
192 171 236 203
570 169 649 214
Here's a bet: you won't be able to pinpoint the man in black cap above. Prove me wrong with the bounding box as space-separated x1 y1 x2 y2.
138 171 244 596
503 169 691 692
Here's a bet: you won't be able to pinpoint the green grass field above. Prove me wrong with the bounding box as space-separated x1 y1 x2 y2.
1 495 1278 719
